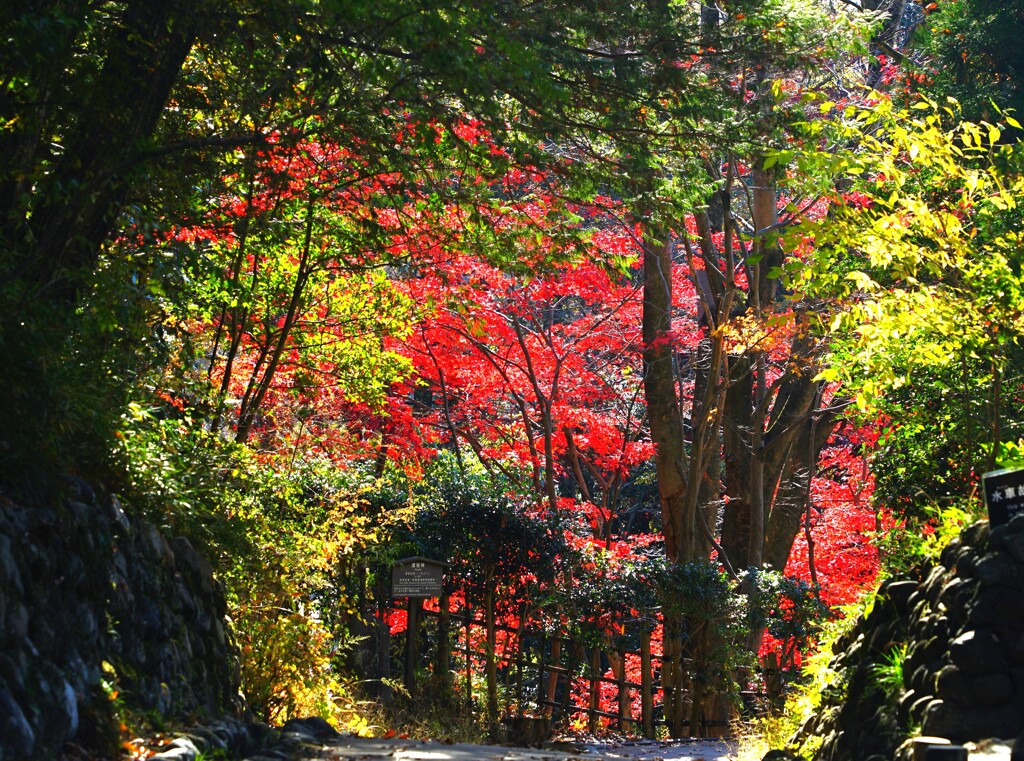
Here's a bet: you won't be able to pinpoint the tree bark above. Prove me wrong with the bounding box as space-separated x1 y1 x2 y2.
763 402 840 571
720 353 754 568
15 0 200 300
642 229 694 563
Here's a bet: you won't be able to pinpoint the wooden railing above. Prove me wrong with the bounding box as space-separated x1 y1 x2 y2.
408 606 766 736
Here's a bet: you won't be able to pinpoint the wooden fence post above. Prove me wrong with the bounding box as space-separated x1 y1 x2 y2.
616 644 632 733
537 633 545 715
437 589 451 690
465 603 473 710
405 597 422 696
588 646 602 733
640 628 654 739
545 638 561 718
765 651 783 711
561 643 583 718
485 586 498 725
514 608 526 716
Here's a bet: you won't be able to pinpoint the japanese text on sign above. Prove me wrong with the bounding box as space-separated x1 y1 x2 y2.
391 557 444 598
983 467 1024 527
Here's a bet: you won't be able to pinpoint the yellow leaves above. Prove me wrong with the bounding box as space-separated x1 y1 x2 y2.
346 713 374 737
937 210 963 237
987 190 1016 211
789 92 1023 425
719 312 792 354
959 124 981 150
829 311 854 333
845 270 878 292
126 401 152 422
955 120 1002 154
854 382 876 412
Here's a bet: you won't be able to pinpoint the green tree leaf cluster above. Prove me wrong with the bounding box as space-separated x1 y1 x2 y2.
786 97 1024 513
911 0 1024 129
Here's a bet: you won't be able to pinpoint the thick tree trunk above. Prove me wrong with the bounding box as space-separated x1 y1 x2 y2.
661 614 688 737
15 0 199 300
760 334 823 504
690 334 723 559
763 403 840 572
642 230 694 563
688 620 707 737
752 167 782 309
720 353 754 568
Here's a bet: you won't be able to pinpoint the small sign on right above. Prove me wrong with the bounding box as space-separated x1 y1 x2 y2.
982 466 1024 527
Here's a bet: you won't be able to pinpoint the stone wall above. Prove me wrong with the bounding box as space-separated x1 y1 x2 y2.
792 517 1024 760
0 479 243 760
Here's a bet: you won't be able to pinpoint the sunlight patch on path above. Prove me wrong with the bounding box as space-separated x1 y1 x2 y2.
270 736 737 761
576 738 736 761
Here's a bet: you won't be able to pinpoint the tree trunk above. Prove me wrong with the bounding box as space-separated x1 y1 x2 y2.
763 403 839 571
17 0 199 300
688 621 706 738
751 165 782 310
642 228 693 563
661 613 688 737
720 353 754 568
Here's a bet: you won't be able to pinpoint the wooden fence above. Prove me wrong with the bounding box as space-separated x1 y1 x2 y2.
402 604 773 737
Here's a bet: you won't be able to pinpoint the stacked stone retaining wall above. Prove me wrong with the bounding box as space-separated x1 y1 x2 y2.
792 517 1024 760
0 479 243 759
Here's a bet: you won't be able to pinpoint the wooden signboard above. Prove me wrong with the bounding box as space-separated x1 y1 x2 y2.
982 467 1024 527
391 556 446 696
391 556 445 598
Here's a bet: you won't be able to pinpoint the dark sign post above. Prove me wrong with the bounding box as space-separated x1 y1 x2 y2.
982 467 1024 527
391 557 445 695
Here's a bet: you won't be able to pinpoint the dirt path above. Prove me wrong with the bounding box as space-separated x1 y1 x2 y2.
241 735 737 761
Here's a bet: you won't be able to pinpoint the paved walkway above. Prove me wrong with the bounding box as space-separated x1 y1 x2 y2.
245 735 736 761
577 739 736 760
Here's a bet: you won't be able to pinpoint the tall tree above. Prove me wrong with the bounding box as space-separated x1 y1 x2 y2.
0 0 719 481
